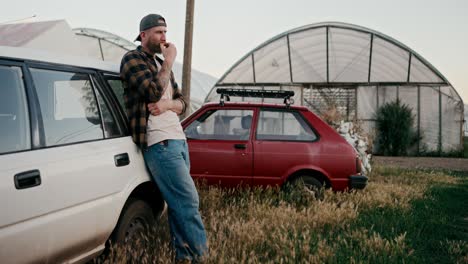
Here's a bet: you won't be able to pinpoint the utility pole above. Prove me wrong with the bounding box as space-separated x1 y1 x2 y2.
181 0 195 118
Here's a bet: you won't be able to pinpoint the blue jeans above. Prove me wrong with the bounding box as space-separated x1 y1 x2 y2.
143 139 208 261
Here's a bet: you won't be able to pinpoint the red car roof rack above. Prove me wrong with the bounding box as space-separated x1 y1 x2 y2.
216 88 295 107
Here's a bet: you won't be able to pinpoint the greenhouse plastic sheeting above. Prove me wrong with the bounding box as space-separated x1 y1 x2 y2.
441 85 462 101
76 35 127 62
410 55 443 83
253 37 290 83
420 87 440 151
75 34 104 60
289 27 327 82
217 23 449 86
329 28 370 82
398 86 418 131
220 55 254 84
370 36 409 82
377 86 398 107
357 86 377 120
441 87 463 152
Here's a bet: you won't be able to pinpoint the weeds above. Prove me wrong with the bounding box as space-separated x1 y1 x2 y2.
95 166 467 263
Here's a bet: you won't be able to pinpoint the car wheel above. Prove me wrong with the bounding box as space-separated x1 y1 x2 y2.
294 175 324 200
111 198 155 245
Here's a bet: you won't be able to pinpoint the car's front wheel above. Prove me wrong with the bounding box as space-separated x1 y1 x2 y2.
111 198 155 245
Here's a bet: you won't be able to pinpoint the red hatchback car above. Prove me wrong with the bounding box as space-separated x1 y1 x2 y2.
181 89 367 193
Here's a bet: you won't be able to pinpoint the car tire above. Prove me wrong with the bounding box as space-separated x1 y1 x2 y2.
294 175 324 200
111 198 155 245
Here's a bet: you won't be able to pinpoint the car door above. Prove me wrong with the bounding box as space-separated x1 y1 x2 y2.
253 108 320 186
0 63 136 263
184 107 255 187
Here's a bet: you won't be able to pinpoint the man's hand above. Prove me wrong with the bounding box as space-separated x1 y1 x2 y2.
148 99 184 116
160 42 177 63
148 99 171 116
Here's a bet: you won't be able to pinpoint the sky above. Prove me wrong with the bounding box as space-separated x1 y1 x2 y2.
1 0 467 102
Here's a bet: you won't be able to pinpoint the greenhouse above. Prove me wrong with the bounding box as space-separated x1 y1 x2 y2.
206 22 465 153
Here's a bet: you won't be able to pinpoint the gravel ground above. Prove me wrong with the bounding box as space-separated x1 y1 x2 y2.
373 156 468 172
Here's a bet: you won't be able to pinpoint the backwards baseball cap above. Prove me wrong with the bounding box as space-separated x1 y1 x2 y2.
135 14 167 42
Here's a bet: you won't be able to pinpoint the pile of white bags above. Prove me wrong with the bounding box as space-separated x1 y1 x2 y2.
337 121 372 174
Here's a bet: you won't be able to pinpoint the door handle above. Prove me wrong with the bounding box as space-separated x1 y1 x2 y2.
234 144 246 150
14 170 41 190
114 153 130 167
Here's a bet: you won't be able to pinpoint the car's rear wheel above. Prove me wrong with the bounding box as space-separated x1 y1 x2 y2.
111 198 155 245
293 175 324 200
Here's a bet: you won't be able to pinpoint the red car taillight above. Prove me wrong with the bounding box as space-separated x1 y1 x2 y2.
356 156 362 174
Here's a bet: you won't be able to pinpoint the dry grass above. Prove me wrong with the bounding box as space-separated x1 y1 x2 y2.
97 166 465 263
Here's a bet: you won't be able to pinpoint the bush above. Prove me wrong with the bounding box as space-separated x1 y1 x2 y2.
375 99 419 156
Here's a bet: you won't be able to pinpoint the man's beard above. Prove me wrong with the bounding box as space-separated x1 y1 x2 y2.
148 42 162 54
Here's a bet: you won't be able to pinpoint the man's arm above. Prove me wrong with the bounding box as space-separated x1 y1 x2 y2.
155 59 173 93
120 51 163 102
148 98 184 116
172 86 188 115
156 43 177 91
148 43 188 116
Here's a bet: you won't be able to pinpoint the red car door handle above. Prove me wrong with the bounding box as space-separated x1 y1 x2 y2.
234 144 246 149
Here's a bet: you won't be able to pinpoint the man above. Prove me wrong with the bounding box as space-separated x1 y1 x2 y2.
120 13 208 262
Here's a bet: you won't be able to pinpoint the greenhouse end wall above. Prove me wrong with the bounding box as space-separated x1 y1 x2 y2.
356 85 464 154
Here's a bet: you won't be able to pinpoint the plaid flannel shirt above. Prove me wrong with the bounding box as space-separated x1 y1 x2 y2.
120 46 187 150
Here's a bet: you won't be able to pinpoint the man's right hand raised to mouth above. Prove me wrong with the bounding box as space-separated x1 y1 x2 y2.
161 42 177 65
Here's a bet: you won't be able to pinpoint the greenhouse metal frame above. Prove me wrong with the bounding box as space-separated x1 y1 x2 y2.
206 22 465 154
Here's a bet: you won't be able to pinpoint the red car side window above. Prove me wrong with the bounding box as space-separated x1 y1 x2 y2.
256 110 317 141
185 109 254 140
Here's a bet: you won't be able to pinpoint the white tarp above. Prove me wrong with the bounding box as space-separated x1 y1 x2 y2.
0 20 87 57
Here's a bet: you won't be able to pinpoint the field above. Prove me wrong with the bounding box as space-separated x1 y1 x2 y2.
99 166 468 263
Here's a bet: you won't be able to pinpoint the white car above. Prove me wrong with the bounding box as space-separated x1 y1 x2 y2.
0 46 164 263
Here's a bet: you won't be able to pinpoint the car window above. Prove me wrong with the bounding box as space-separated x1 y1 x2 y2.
0 65 31 154
256 110 317 141
105 77 125 115
185 109 254 140
91 76 122 138
30 68 104 146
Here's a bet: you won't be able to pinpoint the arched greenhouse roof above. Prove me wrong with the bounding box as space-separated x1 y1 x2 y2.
208 22 463 103
74 28 136 53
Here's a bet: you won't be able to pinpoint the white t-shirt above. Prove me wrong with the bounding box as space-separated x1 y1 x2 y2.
146 58 186 147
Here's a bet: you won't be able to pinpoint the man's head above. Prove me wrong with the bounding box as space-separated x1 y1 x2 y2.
136 14 167 54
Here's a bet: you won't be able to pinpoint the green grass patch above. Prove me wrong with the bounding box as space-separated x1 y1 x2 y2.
343 176 468 263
